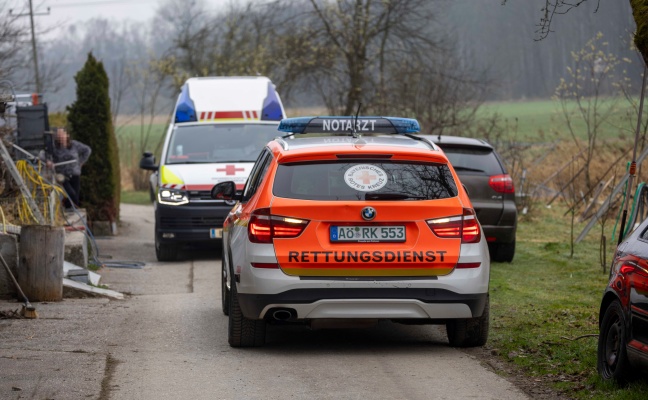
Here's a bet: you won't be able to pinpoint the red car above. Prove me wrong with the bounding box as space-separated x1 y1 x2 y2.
598 217 648 382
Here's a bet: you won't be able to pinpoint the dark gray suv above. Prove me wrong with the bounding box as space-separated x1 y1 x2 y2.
421 135 518 262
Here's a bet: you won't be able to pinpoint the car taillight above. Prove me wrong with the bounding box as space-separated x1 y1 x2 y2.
427 208 481 244
248 208 309 244
619 261 648 277
489 174 514 193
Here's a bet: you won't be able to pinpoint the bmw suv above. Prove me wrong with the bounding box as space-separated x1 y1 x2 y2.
213 117 491 348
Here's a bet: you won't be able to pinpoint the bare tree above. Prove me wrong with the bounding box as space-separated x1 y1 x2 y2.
155 0 487 131
383 54 489 134
306 0 449 115
118 55 175 191
0 2 26 81
501 0 601 41
554 33 628 191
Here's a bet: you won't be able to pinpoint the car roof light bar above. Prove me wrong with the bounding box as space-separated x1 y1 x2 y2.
278 116 420 135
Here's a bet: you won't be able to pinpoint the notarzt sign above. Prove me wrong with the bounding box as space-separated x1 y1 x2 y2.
322 119 377 132
304 118 402 134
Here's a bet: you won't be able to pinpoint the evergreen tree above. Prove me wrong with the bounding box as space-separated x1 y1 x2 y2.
67 53 120 223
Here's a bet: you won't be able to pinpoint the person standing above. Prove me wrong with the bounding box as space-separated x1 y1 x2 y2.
47 127 92 209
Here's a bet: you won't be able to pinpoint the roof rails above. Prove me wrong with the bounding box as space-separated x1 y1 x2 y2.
274 137 289 150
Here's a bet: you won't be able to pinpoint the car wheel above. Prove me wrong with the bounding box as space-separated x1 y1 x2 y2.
228 278 266 347
221 257 230 316
491 241 515 263
446 296 489 347
598 300 633 383
155 229 178 262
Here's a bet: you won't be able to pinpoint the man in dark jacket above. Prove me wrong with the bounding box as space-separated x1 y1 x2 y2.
46 127 91 208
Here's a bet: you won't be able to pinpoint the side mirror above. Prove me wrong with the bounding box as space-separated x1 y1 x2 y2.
211 181 241 201
140 151 158 171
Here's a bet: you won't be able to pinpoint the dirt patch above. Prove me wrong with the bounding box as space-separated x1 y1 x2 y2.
462 345 573 400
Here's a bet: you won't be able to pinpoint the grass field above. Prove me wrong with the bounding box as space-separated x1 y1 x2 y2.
479 98 636 142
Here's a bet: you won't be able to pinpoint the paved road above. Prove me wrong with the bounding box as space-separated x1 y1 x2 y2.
0 204 529 400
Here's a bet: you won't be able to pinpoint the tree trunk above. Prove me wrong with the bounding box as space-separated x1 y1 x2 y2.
18 225 65 301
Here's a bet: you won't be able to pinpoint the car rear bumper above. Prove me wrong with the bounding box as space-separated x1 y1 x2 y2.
155 202 232 244
482 225 516 243
238 288 488 320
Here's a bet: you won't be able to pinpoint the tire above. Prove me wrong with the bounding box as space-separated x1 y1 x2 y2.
597 300 633 384
228 279 266 347
491 241 515 263
155 229 178 262
221 258 230 316
446 296 489 347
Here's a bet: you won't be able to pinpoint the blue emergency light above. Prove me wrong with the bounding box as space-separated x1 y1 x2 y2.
278 116 420 135
175 84 197 123
261 82 284 121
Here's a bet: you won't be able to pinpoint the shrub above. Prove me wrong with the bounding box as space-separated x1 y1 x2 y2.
67 53 120 222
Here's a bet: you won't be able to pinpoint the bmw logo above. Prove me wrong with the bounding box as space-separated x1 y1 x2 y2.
361 207 376 221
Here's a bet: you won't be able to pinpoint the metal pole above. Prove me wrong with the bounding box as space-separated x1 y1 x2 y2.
618 64 648 244
28 0 40 94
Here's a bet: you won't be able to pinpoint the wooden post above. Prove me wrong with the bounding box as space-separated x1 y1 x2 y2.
18 225 64 301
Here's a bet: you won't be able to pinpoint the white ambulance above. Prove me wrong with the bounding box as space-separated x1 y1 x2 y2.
140 76 286 261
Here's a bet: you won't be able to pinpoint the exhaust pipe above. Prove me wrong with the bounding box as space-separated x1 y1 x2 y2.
272 309 294 321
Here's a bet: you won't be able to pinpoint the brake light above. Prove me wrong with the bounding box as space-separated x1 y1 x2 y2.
489 174 514 193
248 208 309 243
427 208 481 244
620 262 648 277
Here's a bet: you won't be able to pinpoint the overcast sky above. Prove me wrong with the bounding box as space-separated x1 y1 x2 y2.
7 0 232 35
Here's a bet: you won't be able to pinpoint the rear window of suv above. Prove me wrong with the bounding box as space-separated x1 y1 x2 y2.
273 161 458 201
439 146 503 175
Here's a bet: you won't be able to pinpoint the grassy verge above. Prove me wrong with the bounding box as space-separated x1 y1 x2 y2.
491 203 648 398
120 190 151 205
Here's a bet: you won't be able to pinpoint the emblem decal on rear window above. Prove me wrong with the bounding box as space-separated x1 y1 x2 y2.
344 164 387 192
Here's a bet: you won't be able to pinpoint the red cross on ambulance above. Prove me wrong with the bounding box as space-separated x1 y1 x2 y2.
217 165 245 176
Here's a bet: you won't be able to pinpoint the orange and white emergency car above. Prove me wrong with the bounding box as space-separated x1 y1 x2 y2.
212 116 491 347
140 76 286 261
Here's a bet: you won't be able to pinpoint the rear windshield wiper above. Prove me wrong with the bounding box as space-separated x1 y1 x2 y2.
365 193 427 200
452 166 485 173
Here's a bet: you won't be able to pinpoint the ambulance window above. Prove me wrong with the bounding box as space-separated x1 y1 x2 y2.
242 149 272 202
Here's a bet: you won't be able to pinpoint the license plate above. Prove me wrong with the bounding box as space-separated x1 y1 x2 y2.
330 226 406 242
210 228 223 239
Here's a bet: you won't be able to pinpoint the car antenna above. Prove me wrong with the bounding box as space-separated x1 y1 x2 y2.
350 103 362 138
